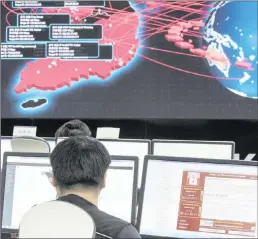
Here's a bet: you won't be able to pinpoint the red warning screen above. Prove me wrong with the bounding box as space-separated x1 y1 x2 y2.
177 171 257 237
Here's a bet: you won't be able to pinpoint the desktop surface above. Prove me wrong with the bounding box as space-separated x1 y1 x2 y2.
137 156 258 238
1 153 138 232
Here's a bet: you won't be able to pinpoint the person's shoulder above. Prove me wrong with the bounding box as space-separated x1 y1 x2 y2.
94 210 140 238
95 208 130 227
117 224 141 238
58 195 140 238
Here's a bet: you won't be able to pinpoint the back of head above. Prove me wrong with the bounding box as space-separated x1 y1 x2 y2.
55 120 91 143
50 136 111 192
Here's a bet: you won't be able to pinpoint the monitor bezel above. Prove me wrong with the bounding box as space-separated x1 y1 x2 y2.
110 155 139 225
1 136 55 141
136 155 258 237
1 136 151 152
0 152 139 233
98 139 150 207
0 136 56 151
0 152 51 235
99 138 152 154
52 137 152 156
151 139 235 159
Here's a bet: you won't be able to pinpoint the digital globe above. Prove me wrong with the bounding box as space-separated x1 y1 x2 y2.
204 1 257 99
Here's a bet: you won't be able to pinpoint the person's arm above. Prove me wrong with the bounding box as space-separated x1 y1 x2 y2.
117 225 141 238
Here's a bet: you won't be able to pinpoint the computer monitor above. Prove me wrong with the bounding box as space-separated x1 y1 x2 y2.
0 137 56 167
0 153 138 232
0 153 55 233
99 139 150 187
56 137 68 144
1 137 12 168
99 156 138 223
56 138 150 187
152 140 235 159
44 137 56 152
137 156 258 238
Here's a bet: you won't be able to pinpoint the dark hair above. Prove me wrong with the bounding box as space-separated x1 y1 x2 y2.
55 120 91 143
50 136 111 189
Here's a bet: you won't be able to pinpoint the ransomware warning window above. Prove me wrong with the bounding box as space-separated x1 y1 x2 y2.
177 171 257 237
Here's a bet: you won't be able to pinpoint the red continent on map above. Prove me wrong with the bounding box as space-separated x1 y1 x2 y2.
15 8 139 94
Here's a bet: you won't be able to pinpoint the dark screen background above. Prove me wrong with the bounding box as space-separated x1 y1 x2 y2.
1 1 257 119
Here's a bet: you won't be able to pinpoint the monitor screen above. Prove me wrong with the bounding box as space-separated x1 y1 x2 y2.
45 138 56 152
0 137 56 166
1 156 55 230
56 137 68 144
1 155 137 230
99 159 137 222
1 138 12 168
152 141 234 159
138 158 258 238
100 140 149 187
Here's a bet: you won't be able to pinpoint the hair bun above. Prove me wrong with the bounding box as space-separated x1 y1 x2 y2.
65 123 79 130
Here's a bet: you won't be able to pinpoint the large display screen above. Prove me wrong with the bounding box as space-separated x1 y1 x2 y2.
1 1 257 119
138 159 258 238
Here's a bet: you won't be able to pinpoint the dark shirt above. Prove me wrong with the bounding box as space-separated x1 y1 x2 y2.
58 194 141 238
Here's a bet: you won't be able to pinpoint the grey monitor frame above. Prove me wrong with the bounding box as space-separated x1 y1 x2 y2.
0 152 139 234
136 155 257 238
151 139 235 159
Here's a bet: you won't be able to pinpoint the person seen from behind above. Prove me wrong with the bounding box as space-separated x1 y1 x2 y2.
50 136 141 238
